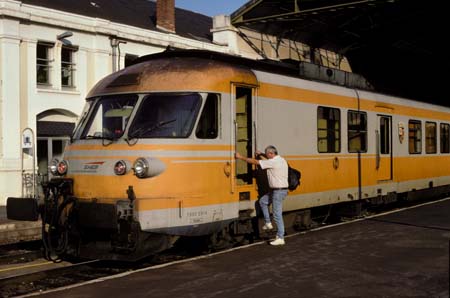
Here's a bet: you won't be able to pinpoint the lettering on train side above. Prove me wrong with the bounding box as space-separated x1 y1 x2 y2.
187 211 208 217
73 161 105 173
84 165 99 170
187 210 208 224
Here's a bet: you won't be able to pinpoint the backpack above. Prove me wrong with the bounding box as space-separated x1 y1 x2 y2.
288 166 301 191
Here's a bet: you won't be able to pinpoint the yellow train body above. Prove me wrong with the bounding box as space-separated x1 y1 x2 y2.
13 50 450 260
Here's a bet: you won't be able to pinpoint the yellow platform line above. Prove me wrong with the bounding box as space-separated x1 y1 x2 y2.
0 261 52 273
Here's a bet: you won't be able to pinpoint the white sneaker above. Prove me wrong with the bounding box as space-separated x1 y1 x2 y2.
270 237 285 246
262 222 273 230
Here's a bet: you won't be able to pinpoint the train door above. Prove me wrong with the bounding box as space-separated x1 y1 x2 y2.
233 85 257 207
376 115 392 181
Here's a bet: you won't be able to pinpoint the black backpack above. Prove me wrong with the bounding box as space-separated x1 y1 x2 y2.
288 166 301 191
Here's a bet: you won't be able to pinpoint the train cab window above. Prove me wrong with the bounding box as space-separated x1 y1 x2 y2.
348 111 367 153
129 93 202 138
440 123 450 153
425 122 437 154
408 120 422 154
196 94 219 139
80 95 138 140
317 107 340 153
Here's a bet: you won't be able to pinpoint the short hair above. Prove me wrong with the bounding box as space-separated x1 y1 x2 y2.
265 145 278 155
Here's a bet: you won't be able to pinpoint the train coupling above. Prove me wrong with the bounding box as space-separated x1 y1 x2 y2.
6 178 74 221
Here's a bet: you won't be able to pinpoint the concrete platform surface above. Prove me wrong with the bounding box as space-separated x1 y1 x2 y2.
38 199 450 298
0 206 41 245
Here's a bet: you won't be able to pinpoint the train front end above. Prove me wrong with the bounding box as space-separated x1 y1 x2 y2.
40 91 203 261
7 51 258 261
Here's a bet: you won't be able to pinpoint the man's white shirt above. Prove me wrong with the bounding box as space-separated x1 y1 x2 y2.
259 155 289 188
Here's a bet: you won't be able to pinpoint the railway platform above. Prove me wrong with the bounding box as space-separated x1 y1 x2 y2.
0 206 41 245
36 198 450 298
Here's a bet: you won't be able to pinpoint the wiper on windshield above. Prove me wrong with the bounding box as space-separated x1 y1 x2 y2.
127 119 176 140
84 130 116 146
85 135 114 140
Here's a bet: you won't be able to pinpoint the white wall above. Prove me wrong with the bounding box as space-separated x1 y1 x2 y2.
0 17 22 202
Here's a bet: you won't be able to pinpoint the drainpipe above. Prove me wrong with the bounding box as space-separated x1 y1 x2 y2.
110 37 127 72
110 37 118 72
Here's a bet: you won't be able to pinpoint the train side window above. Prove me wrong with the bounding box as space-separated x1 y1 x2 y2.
425 122 437 154
317 106 340 153
348 110 367 153
440 123 450 153
196 94 219 139
408 120 422 154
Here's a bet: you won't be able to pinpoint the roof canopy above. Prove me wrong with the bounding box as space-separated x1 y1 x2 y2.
232 0 446 105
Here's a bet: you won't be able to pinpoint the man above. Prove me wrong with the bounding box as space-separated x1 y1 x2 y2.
235 145 288 245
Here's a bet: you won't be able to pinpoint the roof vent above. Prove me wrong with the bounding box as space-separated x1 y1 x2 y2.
107 73 141 88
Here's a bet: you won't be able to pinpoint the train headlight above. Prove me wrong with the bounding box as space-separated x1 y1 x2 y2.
49 159 59 175
133 158 149 178
114 160 127 175
57 160 69 175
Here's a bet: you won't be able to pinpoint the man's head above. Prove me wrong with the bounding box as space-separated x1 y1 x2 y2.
265 145 278 159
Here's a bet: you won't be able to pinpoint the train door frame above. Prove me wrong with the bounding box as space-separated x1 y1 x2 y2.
376 114 393 181
231 83 258 210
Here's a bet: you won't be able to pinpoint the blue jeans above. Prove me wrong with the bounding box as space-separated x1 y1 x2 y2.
259 189 288 239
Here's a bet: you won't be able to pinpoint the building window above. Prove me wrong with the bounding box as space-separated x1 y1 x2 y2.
61 46 77 88
317 106 340 153
125 54 139 67
425 122 437 154
36 42 54 85
196 94 219 139
348 110 367 153
408 120 422 154
440 123 450 153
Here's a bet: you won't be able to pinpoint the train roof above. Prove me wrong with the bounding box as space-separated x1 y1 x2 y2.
88 48 450 114
131 48 373 91
87 50 258 97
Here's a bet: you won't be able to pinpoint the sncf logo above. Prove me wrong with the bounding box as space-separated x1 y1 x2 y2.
83 161 104 170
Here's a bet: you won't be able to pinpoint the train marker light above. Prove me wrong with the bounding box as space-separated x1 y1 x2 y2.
114 160 127 175
57 160 68 175
133 158 149 178
49 158 59 175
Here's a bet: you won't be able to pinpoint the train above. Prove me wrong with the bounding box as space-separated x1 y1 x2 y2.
7 49 450 261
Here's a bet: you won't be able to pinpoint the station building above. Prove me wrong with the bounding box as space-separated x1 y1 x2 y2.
0 0 346 205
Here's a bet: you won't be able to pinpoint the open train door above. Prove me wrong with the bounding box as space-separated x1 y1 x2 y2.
376 115 393 181
232 84 258 211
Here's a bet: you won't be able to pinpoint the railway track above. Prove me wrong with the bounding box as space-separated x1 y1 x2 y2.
0 239 219 297
0 196 445 297
0 260 113 297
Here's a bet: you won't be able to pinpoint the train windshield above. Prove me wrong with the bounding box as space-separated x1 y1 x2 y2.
79 94 139 140
128 93 202 138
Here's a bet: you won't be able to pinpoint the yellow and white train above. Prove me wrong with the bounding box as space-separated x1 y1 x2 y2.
8 49 450 260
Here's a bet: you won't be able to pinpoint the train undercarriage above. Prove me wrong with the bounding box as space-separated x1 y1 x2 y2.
7 177 450 262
